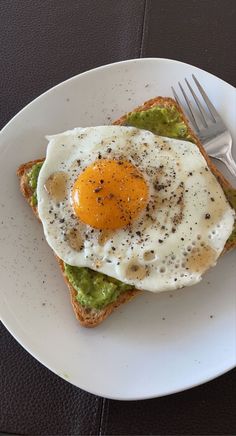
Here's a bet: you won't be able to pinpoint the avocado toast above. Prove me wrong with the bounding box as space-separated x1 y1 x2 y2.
17 97 236 327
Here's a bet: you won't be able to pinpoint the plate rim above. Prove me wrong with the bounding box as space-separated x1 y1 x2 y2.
1 315 235 401
0 57 235 400
1 57 235 136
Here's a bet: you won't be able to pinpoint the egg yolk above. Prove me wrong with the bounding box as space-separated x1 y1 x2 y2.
72 159 148 230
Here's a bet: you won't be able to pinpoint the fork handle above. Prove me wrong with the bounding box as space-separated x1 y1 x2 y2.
217 149 236 178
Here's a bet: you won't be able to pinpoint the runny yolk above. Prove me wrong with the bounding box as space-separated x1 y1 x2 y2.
72 159 148 230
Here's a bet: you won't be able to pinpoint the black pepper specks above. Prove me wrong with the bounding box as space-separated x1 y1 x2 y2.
205 213 211 219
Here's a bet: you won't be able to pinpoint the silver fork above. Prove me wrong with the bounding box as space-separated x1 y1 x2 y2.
172 74 236 177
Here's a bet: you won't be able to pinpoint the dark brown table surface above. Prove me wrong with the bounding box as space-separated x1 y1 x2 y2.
1 1 236 435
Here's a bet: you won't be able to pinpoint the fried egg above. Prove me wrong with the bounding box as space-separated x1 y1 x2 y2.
37 126 235 293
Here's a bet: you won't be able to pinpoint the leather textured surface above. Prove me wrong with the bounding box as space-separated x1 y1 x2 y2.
101 369 236 435
0 0 145 130
141 0 236 87
1 0 236 435
0 326 102 436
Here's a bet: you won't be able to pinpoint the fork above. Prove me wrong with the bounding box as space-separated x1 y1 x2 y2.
171 74 236 177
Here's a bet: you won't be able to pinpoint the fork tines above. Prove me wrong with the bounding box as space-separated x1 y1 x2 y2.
172 74 220 131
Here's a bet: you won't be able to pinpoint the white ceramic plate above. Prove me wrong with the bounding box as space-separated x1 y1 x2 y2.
0 58 235 400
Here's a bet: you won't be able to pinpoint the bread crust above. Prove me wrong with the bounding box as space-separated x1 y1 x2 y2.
17 97 236 327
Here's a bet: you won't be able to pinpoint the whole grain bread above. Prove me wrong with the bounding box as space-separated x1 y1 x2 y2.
17 97 236 327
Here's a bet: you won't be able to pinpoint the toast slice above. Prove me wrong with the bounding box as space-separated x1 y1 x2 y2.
17 97 236 327
17 160 140 327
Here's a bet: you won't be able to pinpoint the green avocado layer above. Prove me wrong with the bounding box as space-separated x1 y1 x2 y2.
64 264 132 309
125 105 194 141
224 188 236 245
28 105 236 310
28 162 43 206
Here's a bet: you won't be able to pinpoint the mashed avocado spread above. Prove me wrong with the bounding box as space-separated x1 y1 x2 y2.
64 264 132 309
28 162 43 206
28 105 236 310
125 106 194 141
224 188 236 245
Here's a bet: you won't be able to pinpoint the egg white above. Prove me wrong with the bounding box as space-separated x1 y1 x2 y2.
37 126 235 293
